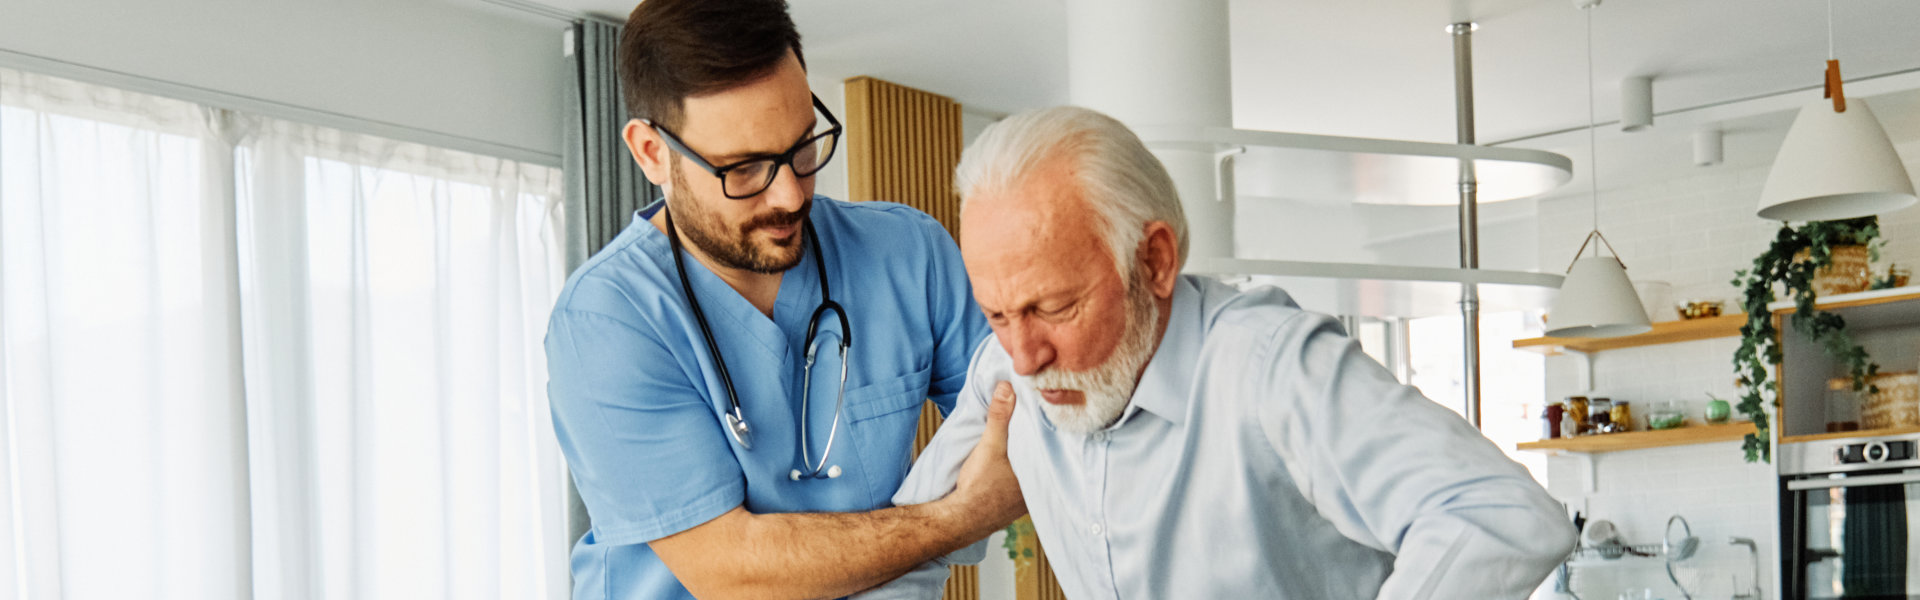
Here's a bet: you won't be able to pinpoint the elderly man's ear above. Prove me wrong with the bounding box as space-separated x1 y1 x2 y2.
1138 221 1180 300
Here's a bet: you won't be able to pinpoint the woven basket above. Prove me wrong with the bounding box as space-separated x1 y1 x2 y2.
1859 372 1920 430
1795 245 1873 297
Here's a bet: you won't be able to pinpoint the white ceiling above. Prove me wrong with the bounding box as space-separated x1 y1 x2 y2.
529 0 1920 191
536 0 1920 135
496 0 1920 316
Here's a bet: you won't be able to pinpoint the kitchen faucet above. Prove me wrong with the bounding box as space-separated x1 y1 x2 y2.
1730 537 1761 600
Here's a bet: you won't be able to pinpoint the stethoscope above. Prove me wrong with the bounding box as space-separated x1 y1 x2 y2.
664 208 853 480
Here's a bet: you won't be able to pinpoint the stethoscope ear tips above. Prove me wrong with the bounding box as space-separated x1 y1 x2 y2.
789 469 802 481
826 465 842 479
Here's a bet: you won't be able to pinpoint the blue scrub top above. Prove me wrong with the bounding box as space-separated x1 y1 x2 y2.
546 196 988 600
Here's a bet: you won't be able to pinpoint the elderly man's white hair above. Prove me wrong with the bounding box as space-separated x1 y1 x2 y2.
954 106 1189 278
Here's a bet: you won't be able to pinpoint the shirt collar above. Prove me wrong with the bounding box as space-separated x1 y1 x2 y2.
1111 275 1203 428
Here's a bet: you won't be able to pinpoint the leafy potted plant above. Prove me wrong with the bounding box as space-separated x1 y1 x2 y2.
1731 216 1883 462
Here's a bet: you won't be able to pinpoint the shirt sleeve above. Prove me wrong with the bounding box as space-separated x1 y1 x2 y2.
1250 312 1576 600
853 340 999 599
919 215 989 417
546 308 745 546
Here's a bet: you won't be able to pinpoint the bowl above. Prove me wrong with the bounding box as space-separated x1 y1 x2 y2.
1675 300 1723 320
1648 400 1685 430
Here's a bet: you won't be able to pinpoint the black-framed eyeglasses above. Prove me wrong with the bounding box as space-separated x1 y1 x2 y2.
647 94 842 200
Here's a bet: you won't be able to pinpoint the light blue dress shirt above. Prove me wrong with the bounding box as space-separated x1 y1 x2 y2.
875 274 1575 600
546 196 988 600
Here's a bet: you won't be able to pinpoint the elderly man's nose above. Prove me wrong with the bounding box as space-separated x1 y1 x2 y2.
1004 323 1056 376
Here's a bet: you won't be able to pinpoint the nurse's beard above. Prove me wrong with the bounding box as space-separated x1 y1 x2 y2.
1022 270 1160 434
667 161 808 274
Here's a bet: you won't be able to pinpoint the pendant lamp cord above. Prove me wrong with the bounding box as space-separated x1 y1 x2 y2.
1827 0 1834 60
1562 2 1628 274
1585 3 1599 256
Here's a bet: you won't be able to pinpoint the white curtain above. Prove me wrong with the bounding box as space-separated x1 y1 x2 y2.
236 117 571 600
0 67 252 600
1 67 571 600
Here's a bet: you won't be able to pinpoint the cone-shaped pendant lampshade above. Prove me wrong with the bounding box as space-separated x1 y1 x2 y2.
1546 256 1653 338
1758 97 1917 221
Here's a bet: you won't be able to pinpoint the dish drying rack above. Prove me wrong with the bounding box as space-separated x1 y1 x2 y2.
1553 540 1762 600
1566 542 1665 564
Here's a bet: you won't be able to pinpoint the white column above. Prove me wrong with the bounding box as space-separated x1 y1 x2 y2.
1066 0 1234 261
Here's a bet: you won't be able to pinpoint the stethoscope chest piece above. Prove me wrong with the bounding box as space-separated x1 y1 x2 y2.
726 412 753 451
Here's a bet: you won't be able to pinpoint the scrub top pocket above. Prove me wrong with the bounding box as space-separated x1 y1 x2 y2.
844 365 933 505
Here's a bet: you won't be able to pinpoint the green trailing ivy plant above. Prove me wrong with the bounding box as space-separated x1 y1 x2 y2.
1731 216 1883 462
1001 518 1037 568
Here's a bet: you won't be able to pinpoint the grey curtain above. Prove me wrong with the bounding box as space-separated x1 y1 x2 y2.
559 18 659 560
563 19 658 273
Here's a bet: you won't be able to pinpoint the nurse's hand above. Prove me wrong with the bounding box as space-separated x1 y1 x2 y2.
949 381 1025 530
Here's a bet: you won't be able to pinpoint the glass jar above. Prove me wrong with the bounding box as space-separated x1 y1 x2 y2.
1568 396 1590 435
1610 401 1633 433
1589 398 1614 433
1543 403 1565 439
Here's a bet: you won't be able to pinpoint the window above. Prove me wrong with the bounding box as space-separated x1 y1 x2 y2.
1407 310 1548 481
2 67 569 600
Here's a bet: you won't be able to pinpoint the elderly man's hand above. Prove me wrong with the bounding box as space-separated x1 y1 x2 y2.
949 381 1026 530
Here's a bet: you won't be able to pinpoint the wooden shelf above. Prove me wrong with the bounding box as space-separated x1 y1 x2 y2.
1512 313 1746 355
1769 287 1920 315
1781 425 1920 445
1516 422 1757 454
1509 287 1920 356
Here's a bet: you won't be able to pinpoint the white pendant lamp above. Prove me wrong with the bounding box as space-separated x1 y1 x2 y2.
1546 0 1653 339
1550 235 1653 338
1756 0 1917 221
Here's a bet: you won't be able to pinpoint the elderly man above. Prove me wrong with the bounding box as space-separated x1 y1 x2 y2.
878 106 1576 599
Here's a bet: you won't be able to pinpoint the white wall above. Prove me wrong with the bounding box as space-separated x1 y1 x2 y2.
1533 139 1920 600
808 72 852 200
1544 441 1777 600
0 0 567 161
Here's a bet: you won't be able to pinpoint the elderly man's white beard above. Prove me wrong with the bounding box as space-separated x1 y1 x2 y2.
1022 275 1160 434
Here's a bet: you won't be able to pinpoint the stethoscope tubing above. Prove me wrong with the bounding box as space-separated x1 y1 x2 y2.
664 207 851 480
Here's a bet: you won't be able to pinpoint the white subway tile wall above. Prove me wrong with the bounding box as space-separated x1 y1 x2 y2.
1533 148 1920 600
1545 442 1777 599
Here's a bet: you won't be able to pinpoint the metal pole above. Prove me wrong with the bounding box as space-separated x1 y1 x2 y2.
1387 317 1414 384
1449 22 1484 429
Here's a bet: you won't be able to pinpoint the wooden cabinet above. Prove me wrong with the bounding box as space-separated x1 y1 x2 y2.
1772 288 1920 444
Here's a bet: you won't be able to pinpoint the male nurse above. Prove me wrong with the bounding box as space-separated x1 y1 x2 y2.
544 1 1025 598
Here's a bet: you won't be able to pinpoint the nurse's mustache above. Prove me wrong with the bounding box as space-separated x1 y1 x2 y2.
741 204 809 233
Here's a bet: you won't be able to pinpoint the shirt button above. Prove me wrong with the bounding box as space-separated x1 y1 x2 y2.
1092 432 1108 442
1089 523 1103 536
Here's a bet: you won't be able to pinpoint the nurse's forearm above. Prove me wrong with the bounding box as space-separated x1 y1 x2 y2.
678 497 1006 599
651 382 1024 599
649 489 1014 600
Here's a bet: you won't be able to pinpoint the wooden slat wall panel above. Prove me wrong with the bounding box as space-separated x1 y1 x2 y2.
843 76 963 239
1033 541 1068 600
845 75 978 600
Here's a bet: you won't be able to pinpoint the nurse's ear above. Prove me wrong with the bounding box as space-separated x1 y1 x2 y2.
623 119 673 188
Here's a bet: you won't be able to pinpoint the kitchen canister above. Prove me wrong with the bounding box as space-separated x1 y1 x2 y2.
1796 245 1873 297
1857 371 1920 430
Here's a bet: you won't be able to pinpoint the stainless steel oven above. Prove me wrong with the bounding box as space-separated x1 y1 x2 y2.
1782 432 1920 600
